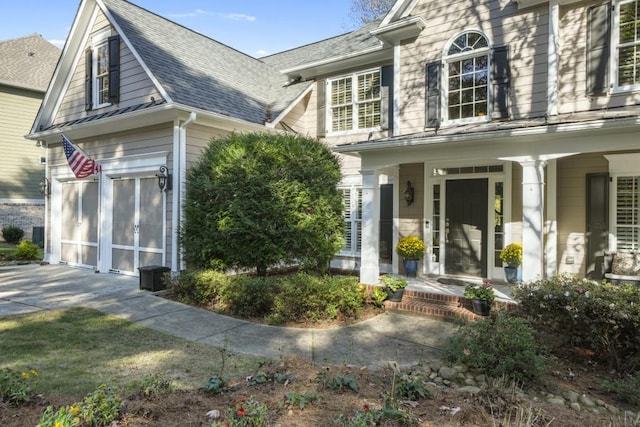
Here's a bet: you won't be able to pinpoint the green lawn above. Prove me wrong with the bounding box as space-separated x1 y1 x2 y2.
0 307 266 398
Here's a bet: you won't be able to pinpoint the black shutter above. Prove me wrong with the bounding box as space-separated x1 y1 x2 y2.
425 61 441 128
491 45 510 119
587 3 610 96
317 80 326 138
381 65 393 131
85 47 93 111
108 35 120 104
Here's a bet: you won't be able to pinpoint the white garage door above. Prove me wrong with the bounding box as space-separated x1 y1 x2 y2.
60 181 99 267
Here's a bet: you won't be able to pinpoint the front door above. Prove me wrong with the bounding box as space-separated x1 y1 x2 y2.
445 179 488 277
111 177 164 274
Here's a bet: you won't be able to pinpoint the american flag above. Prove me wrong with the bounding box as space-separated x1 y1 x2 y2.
62 135 101 178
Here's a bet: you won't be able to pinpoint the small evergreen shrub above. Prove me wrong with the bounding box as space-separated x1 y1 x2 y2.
15 240 39 260
1 226 24 244
443 311 552 384
512 274 640 371
219 275 277 318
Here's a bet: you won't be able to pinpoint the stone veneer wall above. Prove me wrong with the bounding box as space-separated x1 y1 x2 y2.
0 203 44 242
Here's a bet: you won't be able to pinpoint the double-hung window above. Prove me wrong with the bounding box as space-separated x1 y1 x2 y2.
614 0 640 90
85 31 120 110
614 176 640 250
329 69 381 133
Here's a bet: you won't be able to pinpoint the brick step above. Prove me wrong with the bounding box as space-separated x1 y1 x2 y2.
384 298 482 322
400 289 462 307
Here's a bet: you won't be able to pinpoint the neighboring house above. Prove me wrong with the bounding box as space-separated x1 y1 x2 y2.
28 0 640 286
0 34 60 242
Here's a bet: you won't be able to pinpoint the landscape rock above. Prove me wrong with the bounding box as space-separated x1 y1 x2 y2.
457 386 481 395
438 366 455 380
570 402 581 412
562 390 579 403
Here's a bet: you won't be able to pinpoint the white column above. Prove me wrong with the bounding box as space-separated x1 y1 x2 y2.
360 170 380 284
521 160 546 281
545 159 558 277
391 166 400 275
547 0 559 117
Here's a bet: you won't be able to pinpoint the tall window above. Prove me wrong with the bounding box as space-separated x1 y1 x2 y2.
86 31 119 110
615 176 640 250
444 31 489 122
615 0 640 88
329 70 381 132
95 39 110 106
341 187 362 254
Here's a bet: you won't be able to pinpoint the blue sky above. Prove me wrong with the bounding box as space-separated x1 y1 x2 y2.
1 0 359 57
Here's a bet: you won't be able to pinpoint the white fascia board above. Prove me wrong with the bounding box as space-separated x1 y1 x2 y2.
30 0 94 135
28 103 272 142
96 0 172 103
267 83 314 129
281 45 390 80
515 0 582 9
334 116 640 155
380 0 419 27
371 16 427 45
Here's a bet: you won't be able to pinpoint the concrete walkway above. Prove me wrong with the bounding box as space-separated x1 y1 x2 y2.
0 264 458 369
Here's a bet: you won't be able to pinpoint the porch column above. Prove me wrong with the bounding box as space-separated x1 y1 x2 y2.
360 170 380 285
520 160 546 281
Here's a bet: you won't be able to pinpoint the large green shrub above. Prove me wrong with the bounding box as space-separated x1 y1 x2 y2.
218 275 277 318
512 274 640 371
182 132 344 276
2 226 24 244
443 311 552 384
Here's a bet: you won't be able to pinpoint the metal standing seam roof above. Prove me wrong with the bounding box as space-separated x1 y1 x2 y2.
0 34 60 92
99 0 385 125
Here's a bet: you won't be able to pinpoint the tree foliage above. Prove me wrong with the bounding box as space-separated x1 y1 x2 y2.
182 133 344 276
348 0 395 26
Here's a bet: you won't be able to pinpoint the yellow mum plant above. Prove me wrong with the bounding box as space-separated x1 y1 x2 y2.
500 242 522 268
396 236 426 259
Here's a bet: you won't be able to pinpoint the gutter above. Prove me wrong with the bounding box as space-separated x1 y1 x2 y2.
172 112 196 273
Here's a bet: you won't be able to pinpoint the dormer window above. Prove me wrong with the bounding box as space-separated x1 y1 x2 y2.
85 31 120 110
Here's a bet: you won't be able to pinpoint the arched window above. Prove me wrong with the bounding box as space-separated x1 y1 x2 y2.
444 31 490 122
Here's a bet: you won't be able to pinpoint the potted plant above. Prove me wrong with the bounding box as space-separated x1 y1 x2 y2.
396 236 425 278
499 242 522 284
380 275 408 302
464 280 495 316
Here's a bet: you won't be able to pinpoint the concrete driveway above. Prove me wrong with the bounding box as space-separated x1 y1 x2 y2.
0 264 457 368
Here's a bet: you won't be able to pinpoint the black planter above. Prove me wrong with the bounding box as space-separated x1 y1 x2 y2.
471 298 491 316
385 287 405 302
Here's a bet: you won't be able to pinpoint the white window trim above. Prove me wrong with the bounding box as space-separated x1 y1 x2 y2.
611 0 640 92
327 68 382 135
339 185 362 256
441 30 492 125
91 30 111 109
606 153 640 250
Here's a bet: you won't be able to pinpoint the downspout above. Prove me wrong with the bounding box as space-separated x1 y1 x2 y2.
171 112 196 273
547 0 559 117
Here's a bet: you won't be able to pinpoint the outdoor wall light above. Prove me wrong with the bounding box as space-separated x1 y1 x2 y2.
39 177 50 197
404 180 414 206
156 165 172 192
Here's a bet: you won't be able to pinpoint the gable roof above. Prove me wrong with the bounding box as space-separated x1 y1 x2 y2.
0 34 60 92
100 0 309 125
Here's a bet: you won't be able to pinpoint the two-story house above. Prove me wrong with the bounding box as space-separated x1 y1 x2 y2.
28 0 640 286
0 34 59 242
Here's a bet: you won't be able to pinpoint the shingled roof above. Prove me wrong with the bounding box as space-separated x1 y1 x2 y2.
0 34 60 92
101 0 312 125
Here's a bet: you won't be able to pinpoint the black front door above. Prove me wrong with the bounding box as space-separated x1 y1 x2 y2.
445 179 488 277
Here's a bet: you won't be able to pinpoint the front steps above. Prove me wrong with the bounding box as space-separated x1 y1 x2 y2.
380 288 516 322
